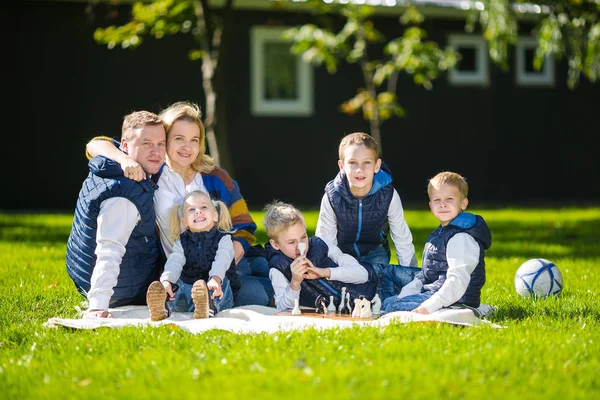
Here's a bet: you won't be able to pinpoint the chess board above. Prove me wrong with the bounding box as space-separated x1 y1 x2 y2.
276 311 379 321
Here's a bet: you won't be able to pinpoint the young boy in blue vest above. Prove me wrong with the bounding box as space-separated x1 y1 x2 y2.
381 171 492 315
264 202 378 312
316 132 419 302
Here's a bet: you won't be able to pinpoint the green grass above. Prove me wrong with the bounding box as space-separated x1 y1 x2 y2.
1 209 599 399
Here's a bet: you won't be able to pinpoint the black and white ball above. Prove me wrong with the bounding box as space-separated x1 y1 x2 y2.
514 258 563 298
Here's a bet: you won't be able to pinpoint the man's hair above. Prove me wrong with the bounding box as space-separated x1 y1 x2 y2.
338 132 380 161
263 201 306 240
121 111 163 141
160 101 215 174
428 171 469 198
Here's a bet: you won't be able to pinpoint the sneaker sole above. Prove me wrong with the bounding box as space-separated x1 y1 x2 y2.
192 280 210 319
146 281 167 321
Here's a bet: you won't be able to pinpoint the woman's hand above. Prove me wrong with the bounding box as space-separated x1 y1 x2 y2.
121 155 146 181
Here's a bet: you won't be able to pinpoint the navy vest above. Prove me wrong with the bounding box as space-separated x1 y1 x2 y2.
66 156 159 302
325 163 395 258
179 228 240 292
418 212 492 308
267 237 378 308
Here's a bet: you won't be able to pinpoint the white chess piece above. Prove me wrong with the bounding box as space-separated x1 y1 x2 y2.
291 299 301 315
298 242 307 257
371 293 381 316
360 298 373 318
327 295 337 314
351 298 361 318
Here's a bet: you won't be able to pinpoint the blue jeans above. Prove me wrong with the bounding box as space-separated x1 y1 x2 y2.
234 275 274 307
360 245 421 303
167 277 234 314
381 292 434 314
236 256 270 279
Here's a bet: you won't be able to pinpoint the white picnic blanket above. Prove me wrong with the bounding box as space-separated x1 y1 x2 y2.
45 304 503 333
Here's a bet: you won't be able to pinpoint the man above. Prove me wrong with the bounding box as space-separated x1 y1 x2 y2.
66 111 166 318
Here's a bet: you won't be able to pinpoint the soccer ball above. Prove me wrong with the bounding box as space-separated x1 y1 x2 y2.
514 258 563 298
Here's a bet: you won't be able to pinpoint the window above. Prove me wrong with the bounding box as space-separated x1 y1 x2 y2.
251 26 314 116
448 34 489 86
516 37 554 86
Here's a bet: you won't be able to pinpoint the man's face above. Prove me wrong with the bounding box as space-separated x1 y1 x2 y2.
338 144 382 198
122 124 166 175
270 222 309 259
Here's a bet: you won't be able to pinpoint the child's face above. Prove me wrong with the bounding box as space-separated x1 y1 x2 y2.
338 144 381 198
270 222 309 259
428 183 468 226
182 195 218 232
167 120 201 170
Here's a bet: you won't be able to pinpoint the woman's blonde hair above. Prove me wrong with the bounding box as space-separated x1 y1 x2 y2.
160 101 215 174
169 191 233 242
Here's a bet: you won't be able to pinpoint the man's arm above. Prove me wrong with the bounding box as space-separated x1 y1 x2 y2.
418 233 480 313
388 190 418 267
87 197 139 315
269 268 300 312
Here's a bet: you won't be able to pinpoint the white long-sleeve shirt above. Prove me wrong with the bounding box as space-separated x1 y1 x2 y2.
154 165 208 257
88 197 139 311
419 233 481 313
160 234 235 284
269 245 369 312
315 190 418 267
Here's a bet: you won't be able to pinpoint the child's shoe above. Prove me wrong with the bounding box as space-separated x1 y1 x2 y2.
191 280 210 319
146 281 168 321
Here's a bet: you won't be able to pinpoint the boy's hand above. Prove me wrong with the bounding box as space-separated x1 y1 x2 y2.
290 257 309 289
412 306 429 315
162 281 175 300
207 276 223 299
121 156 146 182
303 259 331 280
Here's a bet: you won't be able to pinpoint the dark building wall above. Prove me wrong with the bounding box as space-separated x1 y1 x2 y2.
5 2 599 212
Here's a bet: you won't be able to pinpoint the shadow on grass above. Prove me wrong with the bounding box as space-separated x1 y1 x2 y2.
0 220 71 245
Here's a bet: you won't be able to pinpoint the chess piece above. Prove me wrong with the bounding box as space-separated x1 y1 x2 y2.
327 295 337 314
339 292 350 315
360 298 372 318
291 299 301 315
351 298 361 318
346 292 352 313
298 242 307 257
315 295 327 314
371 293 381 316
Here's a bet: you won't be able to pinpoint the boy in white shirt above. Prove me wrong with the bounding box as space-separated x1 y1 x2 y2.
382 171 492 315
264 202 378 312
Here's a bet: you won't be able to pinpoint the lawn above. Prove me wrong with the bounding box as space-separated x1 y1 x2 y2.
1 209 599 399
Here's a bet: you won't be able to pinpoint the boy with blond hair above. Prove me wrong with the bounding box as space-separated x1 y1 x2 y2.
264 202 377 312
382 171 492 315
316 132 418 301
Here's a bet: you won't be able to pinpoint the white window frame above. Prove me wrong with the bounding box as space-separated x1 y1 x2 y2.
448 34 489 87
250 26 314 116
516 36 554 87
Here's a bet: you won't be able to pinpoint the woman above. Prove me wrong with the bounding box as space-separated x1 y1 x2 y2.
86 102 273 307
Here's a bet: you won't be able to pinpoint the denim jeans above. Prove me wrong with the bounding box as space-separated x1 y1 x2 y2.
381 292 434 314
236 256 270 279
167 277 234 314
360 245 421 303
234 275 274 307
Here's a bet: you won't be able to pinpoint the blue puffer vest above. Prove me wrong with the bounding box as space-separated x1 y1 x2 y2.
179 228 240 292
66 156 159 301
325 163 395 258
267 237 378 308
418 212 492 308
